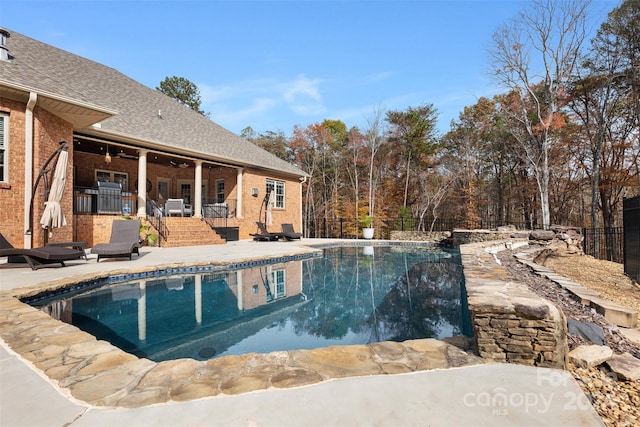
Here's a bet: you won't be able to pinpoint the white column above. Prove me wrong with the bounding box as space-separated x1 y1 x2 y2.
138 281 147 342
137 149 148 216
24 92 37 248
194 160 202 218
236 271 243 311
195 274 202 325
236 168 243 218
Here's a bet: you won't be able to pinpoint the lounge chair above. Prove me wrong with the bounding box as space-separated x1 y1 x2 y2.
250 222 284 241
165 199 192 217
0 231 83 270
91 219 142 262
281 223 303 240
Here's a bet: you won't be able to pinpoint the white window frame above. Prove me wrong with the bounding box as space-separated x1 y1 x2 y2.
177 179 208 205
271 269 286 299
0 113 8 183
266 179 285 209
215 179 225 203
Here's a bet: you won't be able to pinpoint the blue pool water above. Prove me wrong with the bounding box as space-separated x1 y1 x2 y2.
35 245 471 362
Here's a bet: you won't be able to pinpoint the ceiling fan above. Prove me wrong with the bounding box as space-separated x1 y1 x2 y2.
116 150 138 159
169 160 190 168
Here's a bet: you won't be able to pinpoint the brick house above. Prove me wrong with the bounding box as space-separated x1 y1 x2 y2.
0 28 308 248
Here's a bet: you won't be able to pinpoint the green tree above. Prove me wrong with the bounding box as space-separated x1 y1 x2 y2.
157 76 208 117
385 104 439 208
245 129 292 162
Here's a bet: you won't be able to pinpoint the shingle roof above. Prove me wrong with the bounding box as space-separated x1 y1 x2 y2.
0 29 307 177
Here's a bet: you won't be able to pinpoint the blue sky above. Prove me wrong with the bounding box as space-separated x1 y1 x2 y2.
1 0 618 136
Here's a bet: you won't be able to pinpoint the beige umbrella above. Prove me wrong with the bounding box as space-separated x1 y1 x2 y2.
40 149 68 236
266 190 275 226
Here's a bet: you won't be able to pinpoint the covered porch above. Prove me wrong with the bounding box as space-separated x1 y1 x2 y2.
70 135 247 246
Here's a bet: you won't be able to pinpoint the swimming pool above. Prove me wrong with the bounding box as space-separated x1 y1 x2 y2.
32 245 471 362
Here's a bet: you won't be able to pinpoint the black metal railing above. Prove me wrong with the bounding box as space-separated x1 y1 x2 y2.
73 186 135 215
583 227 625 264
201 199 238 241
305 217 532 239
146 199 168 244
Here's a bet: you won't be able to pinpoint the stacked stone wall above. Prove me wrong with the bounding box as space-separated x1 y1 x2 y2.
461 240 568 369
453 229 530 246
389 231 450 242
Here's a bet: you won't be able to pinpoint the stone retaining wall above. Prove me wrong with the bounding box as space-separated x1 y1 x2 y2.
460 240 568 369
389 231 450 242
452 229 530 246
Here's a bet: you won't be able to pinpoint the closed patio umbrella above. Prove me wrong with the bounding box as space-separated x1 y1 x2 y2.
40 148 68 237
266 190 275 226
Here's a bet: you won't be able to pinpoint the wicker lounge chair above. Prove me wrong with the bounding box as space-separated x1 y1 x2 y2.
0 231 84 270
250 222 284 241
281 223 303 240
91 220 142 262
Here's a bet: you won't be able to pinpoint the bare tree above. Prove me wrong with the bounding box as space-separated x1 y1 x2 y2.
490 0 591 229
363 106 387 222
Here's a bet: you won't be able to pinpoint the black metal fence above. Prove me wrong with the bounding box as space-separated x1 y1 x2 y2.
624 196 640 282
305 217 531 239
583 227 625 264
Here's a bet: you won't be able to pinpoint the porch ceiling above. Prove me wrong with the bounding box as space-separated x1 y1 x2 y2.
73 137 197 168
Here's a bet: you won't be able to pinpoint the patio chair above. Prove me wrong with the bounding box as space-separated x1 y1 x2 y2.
165 199 192 217
250 222 284 241
91 219 142 262
281 223 303 240
0 231 84 270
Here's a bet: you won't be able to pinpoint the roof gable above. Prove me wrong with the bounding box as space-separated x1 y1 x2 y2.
0 29 307 177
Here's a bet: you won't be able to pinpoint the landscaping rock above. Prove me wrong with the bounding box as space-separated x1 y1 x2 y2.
567 319 606 345
606 352 640 381
530 229 555 241
568 345 613 368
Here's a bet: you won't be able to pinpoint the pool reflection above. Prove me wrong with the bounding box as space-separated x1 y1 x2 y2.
42 246 470 362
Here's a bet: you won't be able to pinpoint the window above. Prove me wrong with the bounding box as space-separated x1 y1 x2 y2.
156 178 171 201
0 113 7 182
266 179 285 208
271 269 286 299
216 179 225 203
180 183 191 205
95 169 128 190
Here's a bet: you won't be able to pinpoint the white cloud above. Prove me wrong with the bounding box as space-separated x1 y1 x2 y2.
280 75 325 116
199 74 327 131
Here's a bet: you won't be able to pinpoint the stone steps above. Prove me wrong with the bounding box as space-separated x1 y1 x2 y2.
515 248 638 328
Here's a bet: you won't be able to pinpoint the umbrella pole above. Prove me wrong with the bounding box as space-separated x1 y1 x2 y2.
26 140 68 244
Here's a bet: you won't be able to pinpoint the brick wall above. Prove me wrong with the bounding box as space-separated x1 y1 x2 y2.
241 169 301 239
0 100 73 248
0 98 25 246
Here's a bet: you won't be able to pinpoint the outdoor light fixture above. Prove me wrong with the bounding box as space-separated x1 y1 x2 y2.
104 147 111 164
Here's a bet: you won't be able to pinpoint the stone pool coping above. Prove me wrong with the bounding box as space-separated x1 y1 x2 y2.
0 242 483 408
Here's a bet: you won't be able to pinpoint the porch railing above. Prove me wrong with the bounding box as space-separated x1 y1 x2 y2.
147 199 168 243
201 199 237 228
73 186 135 215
